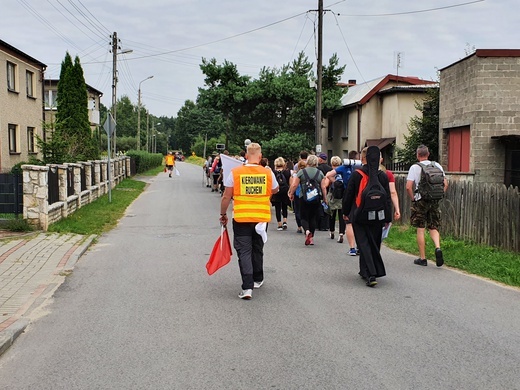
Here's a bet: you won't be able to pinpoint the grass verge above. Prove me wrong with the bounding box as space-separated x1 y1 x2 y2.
385 224 520 288
47 178 147 235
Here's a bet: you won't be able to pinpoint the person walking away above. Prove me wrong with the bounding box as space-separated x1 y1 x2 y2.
343 146 391 287
220 143 279 299
324 156 346 244
271 157 291 230
317 153 332 232
405 145 448 267
165 151 176 178
379 158 401 222
326 151 359 255
288 155 328 246
210 155 222 192
204 155 213 188
290 160 306 234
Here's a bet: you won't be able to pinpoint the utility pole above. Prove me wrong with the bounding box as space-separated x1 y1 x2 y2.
111 32 117 155
110 32 132 155
316 0 323 151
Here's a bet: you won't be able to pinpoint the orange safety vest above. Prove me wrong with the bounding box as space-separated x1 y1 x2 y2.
165 155 175 165
232 165 273 223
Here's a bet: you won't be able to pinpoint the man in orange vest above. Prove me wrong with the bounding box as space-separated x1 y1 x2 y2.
165 151 176 178
220 142 279 299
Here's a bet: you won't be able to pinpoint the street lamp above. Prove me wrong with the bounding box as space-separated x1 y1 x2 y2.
150 122 160 153
137 76 153 150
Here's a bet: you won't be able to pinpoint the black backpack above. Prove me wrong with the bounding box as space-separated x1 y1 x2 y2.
331 173 344 199
354 169 391 224
416 162 445 201
275 170 289 193
301 169 322 203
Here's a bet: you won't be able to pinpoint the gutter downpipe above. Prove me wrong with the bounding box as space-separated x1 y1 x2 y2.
356 104 362 153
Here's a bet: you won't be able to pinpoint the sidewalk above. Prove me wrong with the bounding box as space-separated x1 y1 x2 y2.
0 232 96 356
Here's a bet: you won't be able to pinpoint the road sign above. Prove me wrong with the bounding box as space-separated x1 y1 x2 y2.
103 113 117 137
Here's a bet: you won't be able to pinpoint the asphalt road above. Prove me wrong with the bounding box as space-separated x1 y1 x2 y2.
0 162 519 390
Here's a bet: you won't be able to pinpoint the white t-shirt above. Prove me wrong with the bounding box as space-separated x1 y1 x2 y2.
407 160 445 201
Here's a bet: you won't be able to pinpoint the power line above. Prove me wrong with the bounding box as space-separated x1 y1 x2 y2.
336 0 484 17
53 0 107 42
75 0 112 36
331 12 367 85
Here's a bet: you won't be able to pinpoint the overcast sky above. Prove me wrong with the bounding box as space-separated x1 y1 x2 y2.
1 0 516 118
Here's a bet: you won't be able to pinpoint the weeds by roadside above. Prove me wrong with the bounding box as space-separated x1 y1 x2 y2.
385 224 520 288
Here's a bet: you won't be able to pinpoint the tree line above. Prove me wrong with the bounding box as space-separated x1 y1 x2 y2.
34 50 436 166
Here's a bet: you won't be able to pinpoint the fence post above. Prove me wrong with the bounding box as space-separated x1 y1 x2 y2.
22 165 50 231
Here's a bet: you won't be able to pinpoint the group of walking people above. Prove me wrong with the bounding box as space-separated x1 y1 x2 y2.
217 142 447 299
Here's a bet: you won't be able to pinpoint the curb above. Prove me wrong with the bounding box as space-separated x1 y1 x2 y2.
0 234 97 357
0 318 29 356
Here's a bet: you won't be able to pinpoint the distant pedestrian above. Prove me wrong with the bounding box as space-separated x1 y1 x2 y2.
326 151 360 254
210 155 222 192
204 155 213 188
220 142 279 300
317 153 332 232
290 160 306 234
324 156 346 244
165 151 175 178
271 157 291 230
406 145 448 267
288 155 328 246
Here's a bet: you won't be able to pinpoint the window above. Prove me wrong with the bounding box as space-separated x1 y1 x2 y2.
26 70 34 97
27 127 36 153
7 61 16 91
327 116 334 139
44 90 57 109
8 124 19 153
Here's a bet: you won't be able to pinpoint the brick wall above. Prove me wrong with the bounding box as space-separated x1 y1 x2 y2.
439 52 520 184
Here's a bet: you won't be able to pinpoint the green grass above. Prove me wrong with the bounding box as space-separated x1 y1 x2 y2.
139 165 165 176
385 224 520 287
47 178 146 235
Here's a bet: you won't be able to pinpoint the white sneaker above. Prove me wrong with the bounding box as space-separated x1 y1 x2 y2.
238 289 252 299
253 280 264 289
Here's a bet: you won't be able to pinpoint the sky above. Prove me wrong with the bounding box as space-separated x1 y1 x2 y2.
1 0 516 118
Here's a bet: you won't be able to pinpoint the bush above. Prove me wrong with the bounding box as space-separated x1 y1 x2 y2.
125 150 163 173
0 218 34 232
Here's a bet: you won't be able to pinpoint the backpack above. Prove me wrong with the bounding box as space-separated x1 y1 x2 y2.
331 173 344 199
354 169 391 224
301 169 322 203
275 170 289 193
213 161 222 175
416 162 445 201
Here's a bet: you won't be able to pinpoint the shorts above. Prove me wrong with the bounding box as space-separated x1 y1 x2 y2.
410 199 441 230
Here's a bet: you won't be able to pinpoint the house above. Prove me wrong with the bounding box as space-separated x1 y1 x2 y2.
43 79 103 134
0 40 46 171
439 49 520 188
322 75 437 164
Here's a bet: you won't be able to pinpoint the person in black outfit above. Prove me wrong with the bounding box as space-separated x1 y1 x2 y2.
342 146 391 287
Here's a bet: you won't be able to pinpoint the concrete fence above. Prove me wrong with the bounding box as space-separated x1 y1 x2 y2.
22 157 131 231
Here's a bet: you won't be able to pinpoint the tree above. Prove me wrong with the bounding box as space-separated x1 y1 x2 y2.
196 52 346 151
42 52 98 163
397 86 440 164
174 100 226 152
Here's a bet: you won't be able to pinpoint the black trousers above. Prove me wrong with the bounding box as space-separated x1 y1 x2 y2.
233 220 264 290
353 222 386 279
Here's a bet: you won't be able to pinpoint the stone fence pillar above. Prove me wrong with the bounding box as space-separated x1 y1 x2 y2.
22 165 49 231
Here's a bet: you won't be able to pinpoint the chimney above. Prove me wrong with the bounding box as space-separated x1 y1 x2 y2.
348 79 357 86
